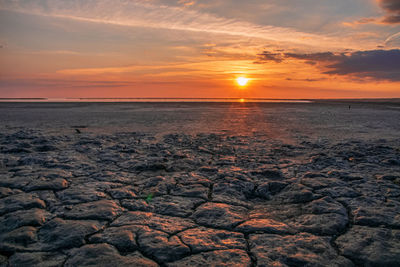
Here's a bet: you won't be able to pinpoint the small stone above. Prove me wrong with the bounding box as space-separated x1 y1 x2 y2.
0 193 46 216
167 249 251 267
0 177 34 190
56 186 107 205
9 252 67 267
0 187 22 198
0 226 38 252
38 218 103 250
292 213 348 235
193 202 247 229
63 200 124 221
336 226 400 266
138 229 190 262
170 184 209 199
303 197 347 216
106 186 137 199
0 208 52 234
24 178 68 191
178 227 246 253
123 196 204 217
111 211 196 234
275 184 316 203
236 218 294 234
250 233 352 266
316 186 360 198
89 225 140 252
65 243 157 267
348 198 400 228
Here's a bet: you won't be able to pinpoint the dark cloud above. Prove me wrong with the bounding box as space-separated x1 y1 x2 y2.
382 14 400 23
284 52 341 63
379 0 400 12
323 49 400 81
258 49 400 81
379 0 400 24
286 78 325 82
257 51 283 63
346 0 400 25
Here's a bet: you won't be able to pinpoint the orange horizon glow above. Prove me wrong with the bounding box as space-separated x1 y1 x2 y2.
0 1 399 99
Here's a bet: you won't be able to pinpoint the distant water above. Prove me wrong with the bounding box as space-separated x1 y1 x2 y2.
0 98 312 103
1 100 399 144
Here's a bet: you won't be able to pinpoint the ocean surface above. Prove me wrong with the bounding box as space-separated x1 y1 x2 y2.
1 100 399 143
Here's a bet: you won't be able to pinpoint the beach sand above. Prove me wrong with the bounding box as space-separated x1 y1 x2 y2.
0 101 400 266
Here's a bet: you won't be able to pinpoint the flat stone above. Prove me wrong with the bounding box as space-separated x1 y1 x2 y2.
192 202 247 229
56 186 107 205
9 252 67 267
24 178 68 191
376 174 400 181
106 186 137 199
38 218 103 250
178 227 246 253
0 193 46 216
123 196 204 217
336 226 400 266
89 225 141 252
138 229 190 262
170 184 209 199
167 249 251 267
236 218 294 234
348 198 400 228
120 199 153 212
63 200 124 221
255 181 288 198
316 186 360 198
111 211 196 234
301 177 346 190
0 208 52 234
250 203 302 222
65 243 157 267
250 233 352 266
292 213 348 235
275 184 316 203
0 187 22 198
212 182 253 207
41 169 72 179
250 168 283 179
0 226 38 252
302 197 347 216
0 177 33 190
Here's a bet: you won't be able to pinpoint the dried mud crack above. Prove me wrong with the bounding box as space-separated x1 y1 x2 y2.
1 129 400 266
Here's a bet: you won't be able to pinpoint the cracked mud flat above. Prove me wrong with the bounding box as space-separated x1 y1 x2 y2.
0 101 400 266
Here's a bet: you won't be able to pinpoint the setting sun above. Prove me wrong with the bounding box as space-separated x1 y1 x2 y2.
236 77 249 86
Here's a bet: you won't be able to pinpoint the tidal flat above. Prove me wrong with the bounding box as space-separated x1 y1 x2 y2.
0 101 400 266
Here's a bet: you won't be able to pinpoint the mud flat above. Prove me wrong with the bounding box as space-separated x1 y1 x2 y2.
0 101 400 266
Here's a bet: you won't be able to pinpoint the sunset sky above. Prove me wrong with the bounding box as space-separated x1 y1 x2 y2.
0 0 399 98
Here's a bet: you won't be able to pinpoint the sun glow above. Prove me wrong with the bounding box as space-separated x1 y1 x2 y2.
236 77 249 86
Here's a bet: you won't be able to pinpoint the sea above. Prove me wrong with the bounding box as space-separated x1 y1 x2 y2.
1 98 399 143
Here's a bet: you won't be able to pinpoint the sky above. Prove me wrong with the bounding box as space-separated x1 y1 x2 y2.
0 0 400 99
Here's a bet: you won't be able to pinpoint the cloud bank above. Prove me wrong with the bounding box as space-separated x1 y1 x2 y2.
379 0 400 24
258 49 400 81
0 0 360 50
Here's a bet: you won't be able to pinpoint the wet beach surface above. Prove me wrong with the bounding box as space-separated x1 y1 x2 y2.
0 101 400 266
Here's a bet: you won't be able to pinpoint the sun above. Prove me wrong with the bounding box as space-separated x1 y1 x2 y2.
236 77 249 86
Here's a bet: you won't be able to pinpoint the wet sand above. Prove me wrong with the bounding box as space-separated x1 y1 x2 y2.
0 101 400 266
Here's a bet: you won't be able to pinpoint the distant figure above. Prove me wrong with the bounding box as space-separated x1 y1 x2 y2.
348 105 351 110
75 129 81 134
